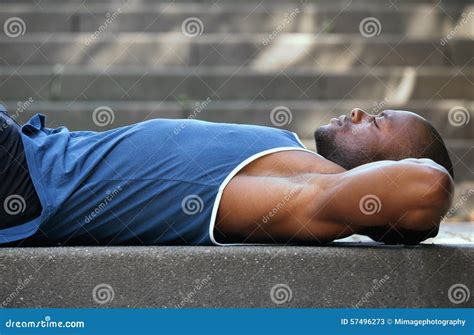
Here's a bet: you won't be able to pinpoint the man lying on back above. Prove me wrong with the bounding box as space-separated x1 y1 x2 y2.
0 105 453 246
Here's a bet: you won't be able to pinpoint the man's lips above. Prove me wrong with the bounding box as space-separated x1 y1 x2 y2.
330 115 347 126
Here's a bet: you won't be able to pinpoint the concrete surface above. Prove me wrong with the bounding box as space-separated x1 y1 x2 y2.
1 67 473 102
1 223 472 308
0 5 472 36
2 35 471 67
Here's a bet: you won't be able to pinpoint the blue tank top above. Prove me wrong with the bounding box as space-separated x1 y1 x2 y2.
1 114 310 245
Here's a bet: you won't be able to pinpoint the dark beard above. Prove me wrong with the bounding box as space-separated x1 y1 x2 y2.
314 127 370 170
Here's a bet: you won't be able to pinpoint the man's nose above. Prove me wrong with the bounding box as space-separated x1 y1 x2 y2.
351 108 370 123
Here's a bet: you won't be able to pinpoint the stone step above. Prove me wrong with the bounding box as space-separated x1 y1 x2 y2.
1 237 473 307
0 66 473 101
0 3 472 36
0 34 471 67
2 0 473 5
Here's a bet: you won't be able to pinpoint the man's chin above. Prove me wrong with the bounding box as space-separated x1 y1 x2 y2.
314 127 351 169
314 127 332 157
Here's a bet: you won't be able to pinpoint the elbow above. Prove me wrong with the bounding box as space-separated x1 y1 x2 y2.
423 167 454 210
402 166 454 232
418 168 454 228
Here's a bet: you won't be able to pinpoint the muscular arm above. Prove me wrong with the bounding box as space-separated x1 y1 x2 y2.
316 159 454 244
215 158 454 244
316 159 454 231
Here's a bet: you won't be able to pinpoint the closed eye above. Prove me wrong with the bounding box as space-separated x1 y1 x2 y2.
373 112 385 128
372 117 379 128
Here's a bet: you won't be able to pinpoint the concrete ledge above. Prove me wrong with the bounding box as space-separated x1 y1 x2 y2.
1 244 473 308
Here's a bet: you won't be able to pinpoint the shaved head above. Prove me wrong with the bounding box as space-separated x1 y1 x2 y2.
315 109 454 178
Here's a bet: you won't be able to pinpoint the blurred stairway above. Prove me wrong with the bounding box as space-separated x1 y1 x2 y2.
0 0 472 181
